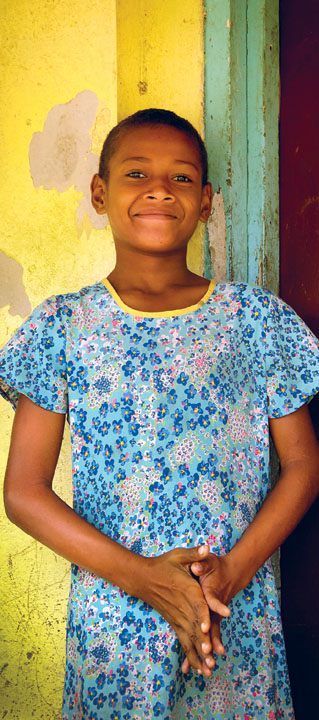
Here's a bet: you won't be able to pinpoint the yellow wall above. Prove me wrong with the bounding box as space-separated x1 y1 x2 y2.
117 0 205 271
0 1 204 717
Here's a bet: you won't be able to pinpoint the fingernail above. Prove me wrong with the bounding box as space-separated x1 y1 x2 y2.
206 657 215 668
198 545 205 555
201 642 210 653
197 669 202 675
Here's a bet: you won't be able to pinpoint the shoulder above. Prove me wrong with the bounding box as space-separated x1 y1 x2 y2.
213 281 273 303
2 281 108 352
210 282 311 340
27 281 107 324
39 280 106 312
212 281 298 316
211 281 276 322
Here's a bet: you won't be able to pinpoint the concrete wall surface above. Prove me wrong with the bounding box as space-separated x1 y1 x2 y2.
0 2 116 718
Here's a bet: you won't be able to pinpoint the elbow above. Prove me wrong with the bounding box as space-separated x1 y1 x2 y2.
4 485 21 525
3 480 32 528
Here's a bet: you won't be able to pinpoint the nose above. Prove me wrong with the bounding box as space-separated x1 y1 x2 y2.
144 178 174 202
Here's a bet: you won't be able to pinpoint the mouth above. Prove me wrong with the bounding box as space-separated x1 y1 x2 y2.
133 210 178 220
134 213 177 220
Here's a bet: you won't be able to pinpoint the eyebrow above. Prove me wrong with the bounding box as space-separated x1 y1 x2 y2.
120 157 151 164
120 157 200 172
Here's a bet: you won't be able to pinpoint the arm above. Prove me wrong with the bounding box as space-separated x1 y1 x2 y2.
4 393 215 676
188 403 319 666
227 402 319 587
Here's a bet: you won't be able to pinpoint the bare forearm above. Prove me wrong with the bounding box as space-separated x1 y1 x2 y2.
5 484 219 676
5 484 146 596
228 459 318 592
3 394 219 675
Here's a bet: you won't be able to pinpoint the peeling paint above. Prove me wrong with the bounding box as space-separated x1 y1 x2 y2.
258 257 263 285
29 90 108 234
0 252 31 318
207 189 227 282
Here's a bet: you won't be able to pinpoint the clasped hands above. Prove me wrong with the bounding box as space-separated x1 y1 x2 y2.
142 544 235 678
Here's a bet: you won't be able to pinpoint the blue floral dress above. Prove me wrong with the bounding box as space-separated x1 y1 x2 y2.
1 279 319 720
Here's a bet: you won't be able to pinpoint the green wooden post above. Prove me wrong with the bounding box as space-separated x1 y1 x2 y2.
204 0 279 293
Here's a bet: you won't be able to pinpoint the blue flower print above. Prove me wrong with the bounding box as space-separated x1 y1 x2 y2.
93 692 107 707
2 280 317 720
153 674 165 693
184 383 197 399
167 388 177 404
177 372 188 385
123 695 134 710
157 427 169 441
120 323 131 336
108 692 118 708
154 701 165 715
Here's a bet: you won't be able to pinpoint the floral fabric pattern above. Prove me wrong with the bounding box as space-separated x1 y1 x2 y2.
1 280 319 720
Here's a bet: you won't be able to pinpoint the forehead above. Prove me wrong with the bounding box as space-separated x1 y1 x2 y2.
111 124 202 167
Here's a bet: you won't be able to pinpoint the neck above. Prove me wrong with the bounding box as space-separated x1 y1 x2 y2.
108 246 200 294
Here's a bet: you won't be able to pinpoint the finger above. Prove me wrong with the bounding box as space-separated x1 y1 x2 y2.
177 544 210 565
190 560 209 576
197 544 209 558
210 617 226 656
191 600 216 673
205 592 231 618
180 635 213 677
182 655 215 675
181 657 190 674
181 644 216 675
201 619 210 633
178 597 214 674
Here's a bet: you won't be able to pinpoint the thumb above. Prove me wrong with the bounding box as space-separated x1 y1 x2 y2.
190 560 208 576
180 544 209 564
179 545 209 565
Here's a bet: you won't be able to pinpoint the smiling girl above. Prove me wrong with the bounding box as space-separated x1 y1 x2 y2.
1 109 319 719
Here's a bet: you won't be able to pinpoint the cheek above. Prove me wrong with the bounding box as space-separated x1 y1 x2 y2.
184 197 203 219
106 192 128 220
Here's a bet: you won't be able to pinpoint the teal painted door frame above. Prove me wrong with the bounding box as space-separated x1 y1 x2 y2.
204 0 279 293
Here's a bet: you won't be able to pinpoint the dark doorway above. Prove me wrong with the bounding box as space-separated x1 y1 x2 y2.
279 0 319 717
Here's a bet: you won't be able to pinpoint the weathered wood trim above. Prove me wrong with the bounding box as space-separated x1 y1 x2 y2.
204 0 279 292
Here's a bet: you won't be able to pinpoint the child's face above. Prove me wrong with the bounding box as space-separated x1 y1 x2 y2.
91 124 212 256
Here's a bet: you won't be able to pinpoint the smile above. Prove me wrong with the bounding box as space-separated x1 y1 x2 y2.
133 207 178 220
134 213 177 219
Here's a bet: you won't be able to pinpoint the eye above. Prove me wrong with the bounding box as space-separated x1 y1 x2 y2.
126 171 146 178
173 174 192 183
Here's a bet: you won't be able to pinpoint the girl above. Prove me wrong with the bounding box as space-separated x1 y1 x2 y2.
1 108 319 720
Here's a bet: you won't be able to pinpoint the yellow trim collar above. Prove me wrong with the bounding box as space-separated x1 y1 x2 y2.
102 278 217 318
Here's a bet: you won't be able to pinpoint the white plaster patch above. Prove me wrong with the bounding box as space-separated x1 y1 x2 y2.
0 251 32 317
207 189 227 282
29 90 108 233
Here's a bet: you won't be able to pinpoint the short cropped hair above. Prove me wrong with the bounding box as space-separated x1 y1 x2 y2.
98 108 208 186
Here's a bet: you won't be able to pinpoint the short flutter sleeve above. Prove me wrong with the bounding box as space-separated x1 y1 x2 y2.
0 297 68 413
263 292 319 418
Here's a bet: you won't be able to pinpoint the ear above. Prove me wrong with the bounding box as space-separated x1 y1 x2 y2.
199 182 213 223
91 173 108 215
